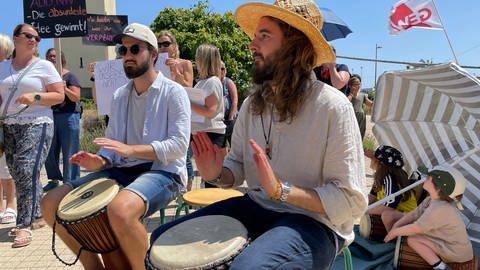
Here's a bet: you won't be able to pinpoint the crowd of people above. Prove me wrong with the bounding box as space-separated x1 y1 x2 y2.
0 0 475 269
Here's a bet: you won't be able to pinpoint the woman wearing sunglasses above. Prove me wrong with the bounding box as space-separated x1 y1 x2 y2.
0 23 64 248
157 30 196 189
157 30 193 88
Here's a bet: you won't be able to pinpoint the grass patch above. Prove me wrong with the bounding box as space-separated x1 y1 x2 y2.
363 134 377 152
80 110 106 153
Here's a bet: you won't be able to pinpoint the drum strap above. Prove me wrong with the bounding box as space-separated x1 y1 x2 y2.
51 222 84 266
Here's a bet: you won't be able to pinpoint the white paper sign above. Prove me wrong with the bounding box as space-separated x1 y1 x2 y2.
154 52 171 79
185 87 208 123
94 59 129 116
94 56 172 116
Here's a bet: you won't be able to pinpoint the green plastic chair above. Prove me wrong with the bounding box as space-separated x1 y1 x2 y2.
159 194 190 225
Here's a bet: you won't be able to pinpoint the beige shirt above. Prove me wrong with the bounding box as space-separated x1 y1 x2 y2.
414 197 473 263
224 74 368 244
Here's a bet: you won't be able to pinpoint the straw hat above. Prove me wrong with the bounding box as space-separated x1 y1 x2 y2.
235 0 335 66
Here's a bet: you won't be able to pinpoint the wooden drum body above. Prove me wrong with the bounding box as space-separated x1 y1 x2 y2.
359 214 388 242
394 236 478 270
146 215 248 270
393 236 430 269
56 178 120 253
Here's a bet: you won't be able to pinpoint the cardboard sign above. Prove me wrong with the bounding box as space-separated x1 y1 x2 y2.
94 59 129 116
82 14 128 46
23 0 87 38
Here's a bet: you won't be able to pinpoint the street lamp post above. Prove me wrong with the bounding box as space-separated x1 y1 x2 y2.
374 44 382 88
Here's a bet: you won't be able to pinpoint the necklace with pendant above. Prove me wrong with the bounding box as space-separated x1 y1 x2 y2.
260 104 274 159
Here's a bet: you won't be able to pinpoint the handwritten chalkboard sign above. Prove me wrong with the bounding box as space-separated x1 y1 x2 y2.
82 14 128 46
23 0 87 38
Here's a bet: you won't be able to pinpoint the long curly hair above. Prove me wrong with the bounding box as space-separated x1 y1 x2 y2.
373 163 414 201
249 17 317 123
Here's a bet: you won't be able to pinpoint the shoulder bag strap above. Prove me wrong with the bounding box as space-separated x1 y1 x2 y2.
1 59 41 118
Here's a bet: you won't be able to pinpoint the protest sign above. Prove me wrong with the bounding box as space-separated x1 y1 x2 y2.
83 14 128 46
24 0 87 38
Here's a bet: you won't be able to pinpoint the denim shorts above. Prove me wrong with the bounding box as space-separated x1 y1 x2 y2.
67 163 181 217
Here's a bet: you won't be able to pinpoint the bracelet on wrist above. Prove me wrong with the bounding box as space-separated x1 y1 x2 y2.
270 179 282 200
205 171 222 184
279 181 292 202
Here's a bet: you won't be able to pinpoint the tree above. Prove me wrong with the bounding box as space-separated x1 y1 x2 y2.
406 58 434 70
150 0 253 106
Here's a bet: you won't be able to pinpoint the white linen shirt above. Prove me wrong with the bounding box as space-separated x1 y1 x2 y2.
224 74 368 244
98 72 191 186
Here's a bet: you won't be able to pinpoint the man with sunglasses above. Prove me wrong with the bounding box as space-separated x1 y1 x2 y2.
41 23 191 269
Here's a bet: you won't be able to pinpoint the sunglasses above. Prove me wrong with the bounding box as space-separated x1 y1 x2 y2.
221 67 226 71
20 32 41 42
158 41 172 48
118 44 147 56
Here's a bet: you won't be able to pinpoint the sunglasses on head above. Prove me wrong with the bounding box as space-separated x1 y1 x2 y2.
20 32 41 42
157 41 172 48
118 44 146 56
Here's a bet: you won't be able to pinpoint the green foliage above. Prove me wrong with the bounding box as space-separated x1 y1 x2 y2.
80 112 106 153
150 0 253 106
363 134 377 152
80 97 96 110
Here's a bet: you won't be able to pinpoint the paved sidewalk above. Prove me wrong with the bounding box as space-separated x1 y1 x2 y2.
0 167 191 270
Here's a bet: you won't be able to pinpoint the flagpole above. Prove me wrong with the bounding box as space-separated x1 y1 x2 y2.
431 0 459 64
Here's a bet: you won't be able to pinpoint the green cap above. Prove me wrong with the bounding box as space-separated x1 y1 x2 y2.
418 165 466 199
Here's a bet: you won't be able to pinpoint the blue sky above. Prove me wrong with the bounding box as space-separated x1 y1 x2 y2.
3 0 479 89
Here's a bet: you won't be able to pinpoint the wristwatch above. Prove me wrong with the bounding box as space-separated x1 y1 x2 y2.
34 93 41 103
279 181 292 201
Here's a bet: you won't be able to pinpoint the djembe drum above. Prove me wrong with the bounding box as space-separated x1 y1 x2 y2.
146 215 249 270
393 236 430 269
394 236 478 270
359 214 388 242
55 178 120 254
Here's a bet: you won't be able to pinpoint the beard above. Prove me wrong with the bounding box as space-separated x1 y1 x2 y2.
123 57 150 79
251 51 278 84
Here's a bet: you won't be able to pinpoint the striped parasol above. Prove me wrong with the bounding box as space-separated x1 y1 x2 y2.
371 62 480 242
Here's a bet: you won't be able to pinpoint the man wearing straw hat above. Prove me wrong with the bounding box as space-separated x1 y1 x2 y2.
150 0 367 268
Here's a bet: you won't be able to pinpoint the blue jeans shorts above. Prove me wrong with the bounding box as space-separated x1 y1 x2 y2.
67 163 181 217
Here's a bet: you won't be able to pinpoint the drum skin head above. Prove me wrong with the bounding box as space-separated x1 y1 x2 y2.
150 215 248 269
57 179 119 220
359 214 371 239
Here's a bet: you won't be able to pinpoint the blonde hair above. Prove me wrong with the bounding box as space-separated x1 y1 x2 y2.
157 30 180 58
0 34 14 60
195 44 222 79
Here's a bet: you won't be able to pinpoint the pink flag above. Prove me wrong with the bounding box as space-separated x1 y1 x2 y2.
389 0 443 35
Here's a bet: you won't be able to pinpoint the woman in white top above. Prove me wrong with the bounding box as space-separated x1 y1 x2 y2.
0 23 64 248
0 33 16 226
190 44 226 187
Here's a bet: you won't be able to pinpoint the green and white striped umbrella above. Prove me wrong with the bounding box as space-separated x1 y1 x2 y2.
372 62 480 242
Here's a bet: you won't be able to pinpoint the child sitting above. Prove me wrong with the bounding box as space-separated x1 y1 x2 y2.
384 166 473 269
368 145 417 231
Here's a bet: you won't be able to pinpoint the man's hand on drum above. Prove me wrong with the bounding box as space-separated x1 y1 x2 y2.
94 137 133 157
191 132 223 180
69 151 107 171
249 139 279 199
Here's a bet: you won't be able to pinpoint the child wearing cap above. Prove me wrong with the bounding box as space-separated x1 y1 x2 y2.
368 145 417 231
384 166 473 269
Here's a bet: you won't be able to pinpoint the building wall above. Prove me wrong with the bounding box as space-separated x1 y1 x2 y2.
56 0 117 98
